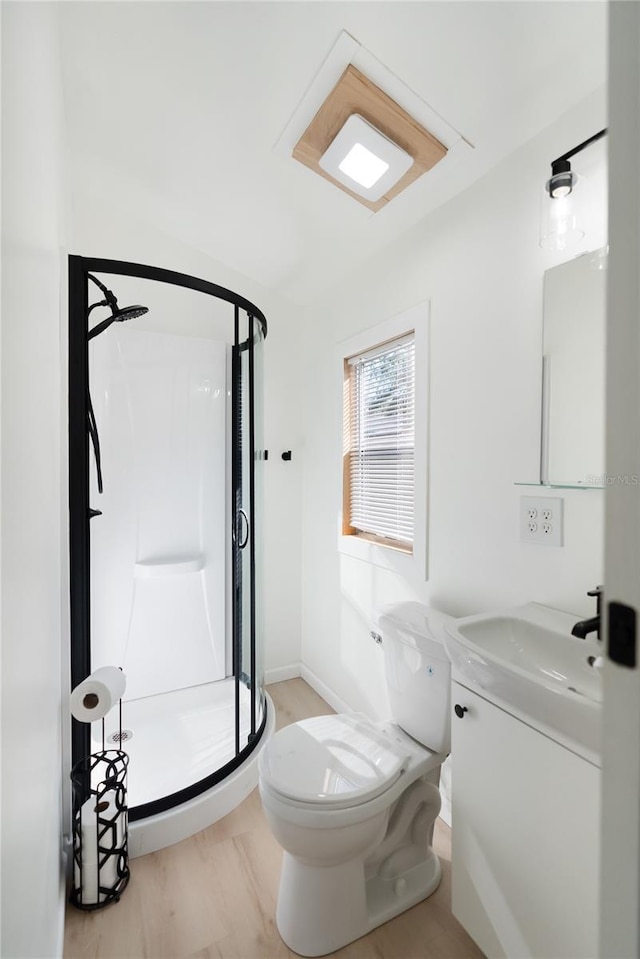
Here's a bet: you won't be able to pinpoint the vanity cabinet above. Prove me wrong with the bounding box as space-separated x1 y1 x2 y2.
451 681 600 959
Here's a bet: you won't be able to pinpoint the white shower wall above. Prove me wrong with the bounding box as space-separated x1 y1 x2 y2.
90 327 228 701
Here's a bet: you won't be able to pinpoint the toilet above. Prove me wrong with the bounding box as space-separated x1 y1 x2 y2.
258 603 453 957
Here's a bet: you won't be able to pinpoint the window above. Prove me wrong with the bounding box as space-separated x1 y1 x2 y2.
343 332 415 552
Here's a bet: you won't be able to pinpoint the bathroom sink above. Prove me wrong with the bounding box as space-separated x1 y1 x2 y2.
443 603 602 764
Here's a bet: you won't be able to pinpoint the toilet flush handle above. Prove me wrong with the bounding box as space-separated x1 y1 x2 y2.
454 704 468 719
370 630 383 645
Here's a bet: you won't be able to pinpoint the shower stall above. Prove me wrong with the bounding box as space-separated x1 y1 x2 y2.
68 256 270 851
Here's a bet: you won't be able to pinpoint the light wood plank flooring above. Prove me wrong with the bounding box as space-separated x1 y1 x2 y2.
64 679 483 959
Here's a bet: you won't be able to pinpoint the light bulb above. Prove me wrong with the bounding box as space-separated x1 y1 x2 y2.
338 143 390 189
539 173 586 251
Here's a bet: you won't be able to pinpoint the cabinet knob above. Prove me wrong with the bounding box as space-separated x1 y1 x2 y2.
454 704 468 719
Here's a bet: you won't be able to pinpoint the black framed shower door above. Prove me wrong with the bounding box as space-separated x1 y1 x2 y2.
69 255 267 820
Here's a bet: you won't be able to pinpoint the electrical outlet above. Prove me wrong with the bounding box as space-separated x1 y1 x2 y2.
520 496 564 547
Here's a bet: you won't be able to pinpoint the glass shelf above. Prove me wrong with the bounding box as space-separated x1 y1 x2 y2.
514 481 605 490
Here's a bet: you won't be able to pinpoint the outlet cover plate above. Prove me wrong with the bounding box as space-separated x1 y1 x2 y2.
519 496 564 547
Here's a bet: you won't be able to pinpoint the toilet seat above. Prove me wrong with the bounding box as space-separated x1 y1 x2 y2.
259 713 409 809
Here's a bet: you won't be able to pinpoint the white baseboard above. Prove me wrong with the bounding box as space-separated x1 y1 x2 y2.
265 663 301 685
300 665 353 715
56 859 67 958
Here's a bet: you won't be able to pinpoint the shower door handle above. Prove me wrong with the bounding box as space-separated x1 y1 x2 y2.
234 509 250 549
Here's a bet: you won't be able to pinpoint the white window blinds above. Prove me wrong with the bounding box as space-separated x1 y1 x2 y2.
346 333 415 546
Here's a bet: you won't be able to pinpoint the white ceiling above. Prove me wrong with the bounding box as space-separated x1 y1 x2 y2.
58 2 607 304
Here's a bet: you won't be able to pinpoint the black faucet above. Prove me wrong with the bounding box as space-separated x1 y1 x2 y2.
571 586 603 640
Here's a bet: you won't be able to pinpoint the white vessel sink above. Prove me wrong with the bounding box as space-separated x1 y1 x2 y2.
443 603 602 764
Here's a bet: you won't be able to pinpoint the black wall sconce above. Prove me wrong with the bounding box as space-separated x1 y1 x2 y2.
546 128 607 199
540 127 607 252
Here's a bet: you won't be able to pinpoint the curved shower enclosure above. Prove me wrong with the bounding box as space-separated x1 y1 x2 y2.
68 256 269 850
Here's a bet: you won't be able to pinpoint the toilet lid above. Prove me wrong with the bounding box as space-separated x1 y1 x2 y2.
259 714 409 806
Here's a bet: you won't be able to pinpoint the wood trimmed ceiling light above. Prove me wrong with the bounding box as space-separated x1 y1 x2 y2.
293 65 448 212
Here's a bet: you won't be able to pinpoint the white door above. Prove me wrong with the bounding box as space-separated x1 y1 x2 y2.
600 4 640 957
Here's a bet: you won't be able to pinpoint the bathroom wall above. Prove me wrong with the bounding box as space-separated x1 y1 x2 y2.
299 88 607 721
1 4 68 957
69 196 305 681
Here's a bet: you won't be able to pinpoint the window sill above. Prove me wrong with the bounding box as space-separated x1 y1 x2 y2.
345 530 412 554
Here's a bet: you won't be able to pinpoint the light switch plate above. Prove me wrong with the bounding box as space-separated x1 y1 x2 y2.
519 496 564 547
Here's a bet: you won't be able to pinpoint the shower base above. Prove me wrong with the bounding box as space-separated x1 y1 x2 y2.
90 681 274 857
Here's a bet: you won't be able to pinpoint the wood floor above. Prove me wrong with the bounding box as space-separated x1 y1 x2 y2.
64 679 483 959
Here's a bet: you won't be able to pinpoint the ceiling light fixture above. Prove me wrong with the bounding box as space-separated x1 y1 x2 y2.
292 65 447 211
540 127 607 251
319 114 413 202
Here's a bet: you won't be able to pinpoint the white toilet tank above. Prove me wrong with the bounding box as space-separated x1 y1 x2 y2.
377 602 453 755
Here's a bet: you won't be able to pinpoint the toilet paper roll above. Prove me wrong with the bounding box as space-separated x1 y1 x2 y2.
70 666 126 723
74 791 126 905
79 790 126 858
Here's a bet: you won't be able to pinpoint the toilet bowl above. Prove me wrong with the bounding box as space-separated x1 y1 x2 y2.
259 714 445 956
259 604 453 957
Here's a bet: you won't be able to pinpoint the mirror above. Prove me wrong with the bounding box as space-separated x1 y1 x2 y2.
542 249 606 486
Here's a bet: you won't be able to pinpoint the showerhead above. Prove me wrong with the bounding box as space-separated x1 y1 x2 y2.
111 304 149 322
88 303 149 339
87 273 149 339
